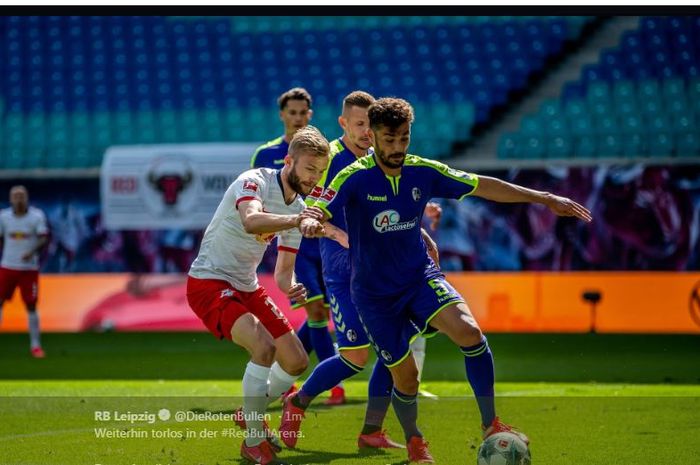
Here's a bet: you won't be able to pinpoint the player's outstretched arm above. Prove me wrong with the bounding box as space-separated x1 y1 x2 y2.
274 249 307 303
238 199 313 235
471 175 593 222
421 228 440 267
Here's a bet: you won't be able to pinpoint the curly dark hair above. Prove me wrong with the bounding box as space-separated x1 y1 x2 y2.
368 97 415 130
278 87 312 110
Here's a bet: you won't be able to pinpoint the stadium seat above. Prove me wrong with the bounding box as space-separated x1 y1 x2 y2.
0 15 595 168
676 131 700 157
649 132 674 157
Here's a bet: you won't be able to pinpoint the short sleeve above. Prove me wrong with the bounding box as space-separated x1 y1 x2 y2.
35 210 49 235
232 171 265 210
423 159 479 200
305 152 346 207
312 165 357 220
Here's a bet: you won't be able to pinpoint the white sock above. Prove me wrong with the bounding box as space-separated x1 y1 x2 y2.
410 336 427 382
242 361 271 447
28 312 41 349
267 362 299 406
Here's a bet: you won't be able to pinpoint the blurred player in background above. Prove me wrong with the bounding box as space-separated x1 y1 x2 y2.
300 98 592 462
0 185 49 358
186 126 338 465
280 91 441 450
251 87 344 404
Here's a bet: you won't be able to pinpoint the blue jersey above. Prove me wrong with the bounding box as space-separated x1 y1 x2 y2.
314 154 479 299
250 136 288 169
317 139 361 284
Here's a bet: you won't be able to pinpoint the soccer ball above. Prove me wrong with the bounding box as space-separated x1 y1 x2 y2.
477 432 531 465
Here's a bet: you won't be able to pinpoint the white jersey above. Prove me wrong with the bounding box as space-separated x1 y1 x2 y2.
0 206 49 271
189 168 304 292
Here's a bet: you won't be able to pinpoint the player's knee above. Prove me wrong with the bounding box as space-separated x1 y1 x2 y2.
251 338 276 366
393 365 420 394
285 351 309 376
25 304 37 313
394 374 419 395
340 348 369 368
454 323 483 347
304 302 327 321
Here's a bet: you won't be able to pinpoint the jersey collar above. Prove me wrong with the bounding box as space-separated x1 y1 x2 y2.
276 168 299 205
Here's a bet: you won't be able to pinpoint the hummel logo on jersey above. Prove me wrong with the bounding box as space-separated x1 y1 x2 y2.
367 194 387 202
243 181 258 192
220 289 234 299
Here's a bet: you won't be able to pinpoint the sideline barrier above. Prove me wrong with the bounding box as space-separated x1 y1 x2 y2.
1 272 699 333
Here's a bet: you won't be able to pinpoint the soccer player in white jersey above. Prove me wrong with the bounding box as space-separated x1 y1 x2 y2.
0 185 49 358
187 126 336 465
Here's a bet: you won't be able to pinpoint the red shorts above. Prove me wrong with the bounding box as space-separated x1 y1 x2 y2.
0 267 39 305
186 276 293 340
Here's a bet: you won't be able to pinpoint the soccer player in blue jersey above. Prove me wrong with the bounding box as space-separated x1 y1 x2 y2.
298 98 593 463
279 91 408 449
250 87 344 405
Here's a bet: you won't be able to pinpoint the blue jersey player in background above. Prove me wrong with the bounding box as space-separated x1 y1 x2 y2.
301 97 593 463
250 87 344 405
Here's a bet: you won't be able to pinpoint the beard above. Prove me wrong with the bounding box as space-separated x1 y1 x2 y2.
377 150 405 169
287 166 311 195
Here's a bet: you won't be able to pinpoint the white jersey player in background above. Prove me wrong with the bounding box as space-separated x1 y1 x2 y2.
186 126 341 465
0 185 49 358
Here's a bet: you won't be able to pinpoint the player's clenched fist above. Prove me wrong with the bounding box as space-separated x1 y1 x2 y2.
286 282 307 303
299 218 325 238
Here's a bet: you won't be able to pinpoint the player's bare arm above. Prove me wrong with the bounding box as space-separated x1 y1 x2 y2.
421 228 439 267
471 175 593 223
424 201 442 231
298 208 348 247
274 248 307 304
21 235 48 262
238 199 315 234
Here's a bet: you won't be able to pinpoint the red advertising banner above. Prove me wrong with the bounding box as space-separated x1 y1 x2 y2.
1 272 699 334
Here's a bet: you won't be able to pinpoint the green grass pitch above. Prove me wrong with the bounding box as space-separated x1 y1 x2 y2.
1 332 699 464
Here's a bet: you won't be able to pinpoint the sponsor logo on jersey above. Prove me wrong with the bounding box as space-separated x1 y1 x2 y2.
372 210 418 233
9 231 30 240
412 187 421 201
346 329 357 342
380 350 393 362
367 194 387 202
255 232 277 244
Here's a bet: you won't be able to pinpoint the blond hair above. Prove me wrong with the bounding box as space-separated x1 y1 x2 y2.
288 125 330 159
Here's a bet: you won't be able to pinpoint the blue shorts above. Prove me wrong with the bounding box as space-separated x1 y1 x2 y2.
352 271 463 367
291 247 327 309
327 280 371 350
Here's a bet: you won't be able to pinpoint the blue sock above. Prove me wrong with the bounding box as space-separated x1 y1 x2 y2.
296 355 362 409
296 320 313 355
461 336 496 427
363 360 394 434
391 387 422 441
308 319 335 362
